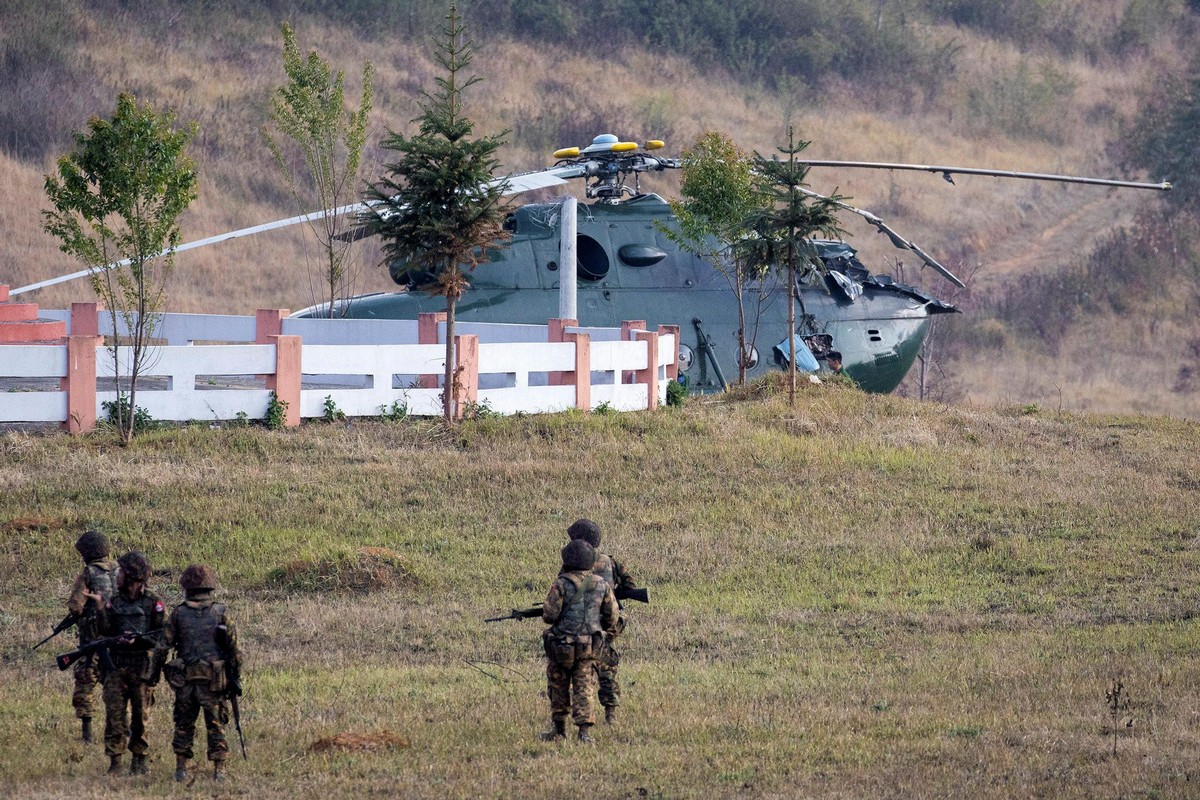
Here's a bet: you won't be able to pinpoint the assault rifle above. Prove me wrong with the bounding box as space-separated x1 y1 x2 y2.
32 613 78 651
216 624 247 760
485 586 649 622
54 629 162 672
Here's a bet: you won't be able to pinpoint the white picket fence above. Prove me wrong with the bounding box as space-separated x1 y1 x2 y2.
0 311 676 425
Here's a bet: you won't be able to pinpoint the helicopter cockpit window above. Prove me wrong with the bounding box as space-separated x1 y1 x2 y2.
576 234 609 281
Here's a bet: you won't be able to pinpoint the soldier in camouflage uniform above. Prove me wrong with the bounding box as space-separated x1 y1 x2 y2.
156 564 242 783
65 530 118 743
567 518 638 725
98 551 165 776
541 539 619 744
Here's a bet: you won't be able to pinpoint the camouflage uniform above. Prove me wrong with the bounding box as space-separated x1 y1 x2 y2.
65 541 118 729
157 564 241 782
99 560 164 770
591 550 637 714
542 540 618 742
567 519 638 721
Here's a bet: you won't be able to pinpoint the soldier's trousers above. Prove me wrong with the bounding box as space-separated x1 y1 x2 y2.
102 667 153 757
597 642 621 709
547 657 599 726
72 653 100 719
171 682 230 761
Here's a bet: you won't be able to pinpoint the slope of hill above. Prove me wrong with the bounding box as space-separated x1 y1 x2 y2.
0 2 1195 416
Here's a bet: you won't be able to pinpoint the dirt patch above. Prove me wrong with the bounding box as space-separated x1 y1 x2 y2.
310 729 411 753
1 516 65 533
270 546 415 592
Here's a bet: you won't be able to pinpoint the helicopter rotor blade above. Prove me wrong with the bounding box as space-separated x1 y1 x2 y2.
13 165 581 296
799 160 1172 192
795 186 966 288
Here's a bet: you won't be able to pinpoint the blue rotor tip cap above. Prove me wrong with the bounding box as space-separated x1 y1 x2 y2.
592 134 618 146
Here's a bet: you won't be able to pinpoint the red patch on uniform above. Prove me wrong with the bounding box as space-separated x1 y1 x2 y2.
155 601 164 612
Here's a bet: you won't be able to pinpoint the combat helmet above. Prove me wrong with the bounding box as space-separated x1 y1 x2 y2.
566 518 602 548
117 551 151 583
179 564 218 593
561 539 596 572
74 530 111 561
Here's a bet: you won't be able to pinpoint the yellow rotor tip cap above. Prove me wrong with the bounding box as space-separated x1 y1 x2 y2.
644 140 665 150
611 142 639 152
553 147 581 159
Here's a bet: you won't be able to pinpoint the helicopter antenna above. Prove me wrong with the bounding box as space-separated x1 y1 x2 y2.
799 160 1172 192
794 187 966 288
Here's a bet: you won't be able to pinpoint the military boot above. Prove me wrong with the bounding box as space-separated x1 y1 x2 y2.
106 755 123 776
174 755 189 783
604 706 617 725
577 724 596 744
80 717 93 743
212 759 226 782
129 754 148 776
539 719 567 741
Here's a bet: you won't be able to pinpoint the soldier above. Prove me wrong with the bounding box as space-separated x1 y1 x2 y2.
65 530 118 743
98 551 164 776
567 518 638 725
157 564 242 783
541 539 618 744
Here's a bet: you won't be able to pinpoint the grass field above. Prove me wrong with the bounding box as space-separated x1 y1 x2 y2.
2 381 1199 798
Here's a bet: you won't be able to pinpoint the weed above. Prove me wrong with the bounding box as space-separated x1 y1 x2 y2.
380 399 409 422
1106 677 1133 757
265 391 288 430
101 394 154 432
460 400 500 420
593 401 616 415
322 394 347 423
666 379 688 407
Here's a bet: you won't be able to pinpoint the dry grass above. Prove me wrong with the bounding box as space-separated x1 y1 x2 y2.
0 7 1195 416
1 385 1199 797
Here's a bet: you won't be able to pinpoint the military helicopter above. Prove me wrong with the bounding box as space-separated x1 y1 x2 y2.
291 133 1170 393
16 134 1170 394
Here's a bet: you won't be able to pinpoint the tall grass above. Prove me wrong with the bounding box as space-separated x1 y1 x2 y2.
2 386 1199 796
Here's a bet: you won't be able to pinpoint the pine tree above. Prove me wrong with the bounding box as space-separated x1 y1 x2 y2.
363 4 508 422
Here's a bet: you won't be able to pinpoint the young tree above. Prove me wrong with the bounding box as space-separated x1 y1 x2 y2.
43 93 197 444
665 131 768 385
747 128 845 405
362 4 509 423
264 21 374 317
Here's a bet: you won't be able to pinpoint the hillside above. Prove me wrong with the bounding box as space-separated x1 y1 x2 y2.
2 385 1199 797
1 1 1196 416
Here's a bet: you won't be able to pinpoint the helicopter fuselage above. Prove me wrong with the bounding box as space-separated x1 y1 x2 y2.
300 193 956 394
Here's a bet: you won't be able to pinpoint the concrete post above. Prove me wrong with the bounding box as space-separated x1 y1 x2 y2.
635 329 659 411
658 324 680 381
621 320 646 384
70 303 99 337
453 334 479 420
64 335 103 434
418 312 447 389
548 318 577 386
267 334 302 427
564 332 591 411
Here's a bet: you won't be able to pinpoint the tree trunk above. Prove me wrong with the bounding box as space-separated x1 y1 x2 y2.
443 297 456 423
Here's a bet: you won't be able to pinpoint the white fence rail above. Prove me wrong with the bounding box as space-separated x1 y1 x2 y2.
1 312 675 425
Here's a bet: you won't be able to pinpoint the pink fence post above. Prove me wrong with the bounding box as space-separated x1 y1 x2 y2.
70 303 99 338
0 285 8 303
635 330 659 411
621 320 646 384
564 331 591 411
267 334 302 427
418 312 447 389
255 309 289 343
64 335 103 434
658 324 680 381
548 318 577 386
453 334 478 421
